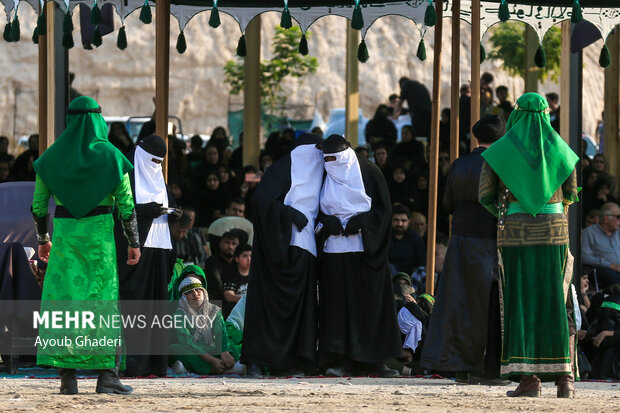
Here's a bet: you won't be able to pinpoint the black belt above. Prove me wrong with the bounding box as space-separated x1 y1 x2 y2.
55 205 113 218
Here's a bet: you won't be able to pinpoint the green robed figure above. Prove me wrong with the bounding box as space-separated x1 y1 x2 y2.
479 93 579 398
32 97 141 395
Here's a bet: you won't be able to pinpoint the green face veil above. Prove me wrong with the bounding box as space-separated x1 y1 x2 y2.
481 92 578 216
33 96 133 218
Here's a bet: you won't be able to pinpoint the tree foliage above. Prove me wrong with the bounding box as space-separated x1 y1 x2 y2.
224 26 319 114
487 22 561 83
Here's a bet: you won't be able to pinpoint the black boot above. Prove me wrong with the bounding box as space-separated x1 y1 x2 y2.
96 369 133 395
59 368 78 395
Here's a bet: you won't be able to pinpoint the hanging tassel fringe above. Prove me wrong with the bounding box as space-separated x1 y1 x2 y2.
599 44 611 68
480 44 486 63
571 0 583 24
416 39 427 61
280 6 292 29
534 44 546 68
351 4 363 30
424 1 436 27
117 25 127 50
236 34 246 57
176 30 187 54
32 26 38 44
299 33 308 55
62 32 74 49
10 16 20 42
37 11 46 36
91 3 102 25
357 39 369 63
3 21 12 42
92 26 102 47
140 1 152 24
209 5 220 28
498 0 510 22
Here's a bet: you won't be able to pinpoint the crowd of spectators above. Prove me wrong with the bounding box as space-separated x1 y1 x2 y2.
2 72 618 379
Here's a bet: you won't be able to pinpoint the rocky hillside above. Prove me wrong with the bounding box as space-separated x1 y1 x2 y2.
0 7 605 151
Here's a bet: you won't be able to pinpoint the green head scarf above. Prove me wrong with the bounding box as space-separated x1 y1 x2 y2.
33 96 133 218
169 264 207 302
481 93 578 216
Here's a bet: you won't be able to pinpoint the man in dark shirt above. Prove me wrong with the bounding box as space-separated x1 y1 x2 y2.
421 115 506 384
203 230 239 302
397 77 432 138
222 244 251 318
388 203 425 275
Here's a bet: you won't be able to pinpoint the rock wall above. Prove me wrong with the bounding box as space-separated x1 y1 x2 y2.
0 7 605 154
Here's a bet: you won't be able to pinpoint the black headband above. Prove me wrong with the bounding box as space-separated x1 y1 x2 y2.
67 107 102 114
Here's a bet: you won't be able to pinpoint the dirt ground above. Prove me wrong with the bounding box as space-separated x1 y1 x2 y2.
1 377 618 412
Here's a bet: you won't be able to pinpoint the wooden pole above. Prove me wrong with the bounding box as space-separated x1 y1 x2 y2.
524 25 538 93
560 20 571 144
45 1 56 144
156 0 170 180
450 0 460 162
470 0 480 151
425 0 443 296
604 28 620 183
345 25 359 148
38 2 48 154
242 16 262 168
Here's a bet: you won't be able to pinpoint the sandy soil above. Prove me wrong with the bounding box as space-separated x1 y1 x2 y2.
1 377 618 412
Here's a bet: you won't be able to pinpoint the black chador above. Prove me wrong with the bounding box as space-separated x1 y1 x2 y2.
316 135 401 374
114 134 176 377
242 133 323 371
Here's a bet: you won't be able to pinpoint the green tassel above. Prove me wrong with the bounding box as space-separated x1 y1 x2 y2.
91 3 102 25
281 7 292 29
32 26 38 44
299 33 308 55
236 34 246 57
424 1 436 27
37 12 46 36
3 22 12 43
480 44 486 63
357 39 369 63
498 0 510 22
117 25 127 50
62 32 74 49
416 39 427 61
139 2 152 25
209 5 220 28
63 12 73 34
351 4 363 30
571 0 583 24
176 30 187 54
534 44 546 68
599 44 611 69
10 16 19 42
92 26 102 47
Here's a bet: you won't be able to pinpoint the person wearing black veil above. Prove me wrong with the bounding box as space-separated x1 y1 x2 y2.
242 133 324 375
114 134 179 377
316 134 401 377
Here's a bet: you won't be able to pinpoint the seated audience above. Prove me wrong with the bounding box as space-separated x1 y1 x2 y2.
173 207 209 267
222 244 251 318
203 231 240 302
582 203 620 288
389 203 425 275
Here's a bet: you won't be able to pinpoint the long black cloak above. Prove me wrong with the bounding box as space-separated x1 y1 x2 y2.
318 155 401 367
241 139 320 371
113 147 175 377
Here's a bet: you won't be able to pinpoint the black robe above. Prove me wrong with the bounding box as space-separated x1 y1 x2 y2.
113 148 175 377
241 152 319 370
420 147 501 375
317 155 401 367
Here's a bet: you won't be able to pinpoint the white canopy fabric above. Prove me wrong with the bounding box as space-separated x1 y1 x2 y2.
2 0 620 44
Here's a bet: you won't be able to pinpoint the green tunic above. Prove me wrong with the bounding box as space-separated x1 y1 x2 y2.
169 309 238 375
33 174 135 369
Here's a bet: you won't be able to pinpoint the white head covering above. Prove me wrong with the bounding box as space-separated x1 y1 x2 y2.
134 145 172 249
397 307 423 352
319 147 371 253
283 144 324 256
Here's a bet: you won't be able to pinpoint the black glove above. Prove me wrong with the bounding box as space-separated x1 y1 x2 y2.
136 202 165 219
121 211 140 248
344 213 366 236
31 208 50 245
290 207 309 232
320 214 344 236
